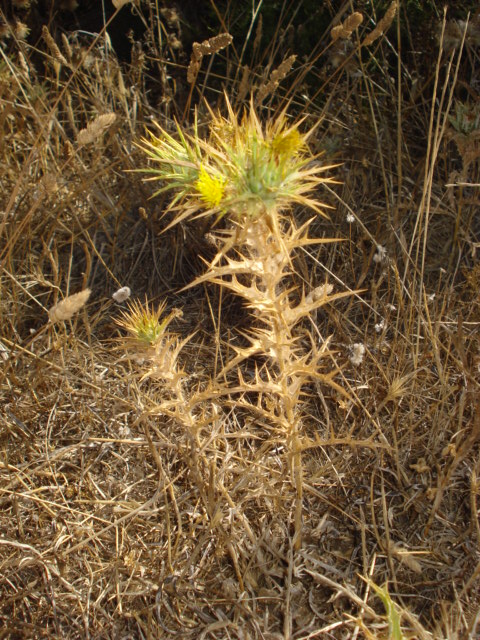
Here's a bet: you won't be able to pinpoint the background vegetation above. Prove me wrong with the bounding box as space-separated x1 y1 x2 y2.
1 0 479 637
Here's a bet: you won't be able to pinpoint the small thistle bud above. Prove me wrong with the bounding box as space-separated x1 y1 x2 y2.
117 300 181 347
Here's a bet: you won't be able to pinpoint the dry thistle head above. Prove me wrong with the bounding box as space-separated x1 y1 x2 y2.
116 299 185 383
138 97 334 231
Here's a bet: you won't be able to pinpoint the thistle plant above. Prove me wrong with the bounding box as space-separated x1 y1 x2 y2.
116 299 185 380
135 98 348 549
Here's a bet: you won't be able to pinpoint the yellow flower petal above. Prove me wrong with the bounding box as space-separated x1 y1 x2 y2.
195 166 226 207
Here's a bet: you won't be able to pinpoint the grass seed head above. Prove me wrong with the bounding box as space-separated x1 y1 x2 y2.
48 289 91 323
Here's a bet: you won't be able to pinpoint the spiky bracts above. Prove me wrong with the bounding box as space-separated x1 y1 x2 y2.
138 97 336 231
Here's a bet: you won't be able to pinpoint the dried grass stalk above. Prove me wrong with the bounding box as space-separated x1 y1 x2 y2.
237 65 250 103
61 33 73 61
187 33 232 84
253 14 263 52
186 59 201 84
361 1 397 47
17 50 30 76
111 0 133 8
77 113 117 146
48 289 91 323
42 26 68 66
193 33 233 59
64 139 75 161
331 12 364 41
257 54 296 102
39 172 59 197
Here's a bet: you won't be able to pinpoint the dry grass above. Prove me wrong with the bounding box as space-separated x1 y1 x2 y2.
1 1 479 638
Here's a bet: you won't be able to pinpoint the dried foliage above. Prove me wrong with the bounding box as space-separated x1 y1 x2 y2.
112 0 133 8
0 1 479 639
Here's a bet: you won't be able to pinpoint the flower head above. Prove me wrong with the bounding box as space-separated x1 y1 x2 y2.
138 96 335 227
270 128 304 160
195 166 226 208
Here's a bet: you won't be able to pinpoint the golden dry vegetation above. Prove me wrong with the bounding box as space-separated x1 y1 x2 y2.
1 1 479 638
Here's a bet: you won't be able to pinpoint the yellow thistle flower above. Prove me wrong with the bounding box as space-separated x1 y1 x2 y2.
270 128 304 159
195 166 226 208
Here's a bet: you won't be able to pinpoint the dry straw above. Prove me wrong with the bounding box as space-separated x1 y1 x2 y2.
48 289 91 323
361 1 397 47
237 64 250 103
253 14 263 53
61 33 73 61
111 0 133 8
77 113 117 146
331 12 364 41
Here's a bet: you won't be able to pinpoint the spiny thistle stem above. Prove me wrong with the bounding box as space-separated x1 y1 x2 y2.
115 298 251 583
235 214 306 549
